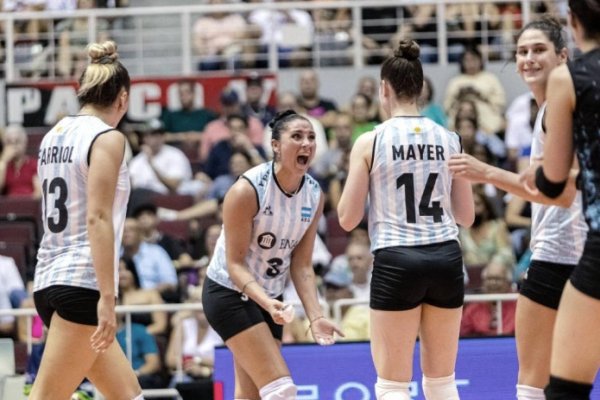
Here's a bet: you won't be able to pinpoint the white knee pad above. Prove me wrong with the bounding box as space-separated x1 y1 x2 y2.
375 377 411 400
422 373 459 400
516 384 545 400
259 376 297 400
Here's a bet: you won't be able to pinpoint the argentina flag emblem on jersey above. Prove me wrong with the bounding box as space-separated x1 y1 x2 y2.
301 206 312 222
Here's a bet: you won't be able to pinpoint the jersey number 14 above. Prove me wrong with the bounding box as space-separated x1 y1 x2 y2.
396 172 443 223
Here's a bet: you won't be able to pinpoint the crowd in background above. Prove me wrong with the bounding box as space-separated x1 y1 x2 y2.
0 0 570 394
0 0 567 79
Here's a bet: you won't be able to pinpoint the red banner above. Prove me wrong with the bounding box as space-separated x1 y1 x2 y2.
2 74 277 127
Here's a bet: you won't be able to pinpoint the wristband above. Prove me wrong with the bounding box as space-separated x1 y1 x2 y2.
535 166 567 199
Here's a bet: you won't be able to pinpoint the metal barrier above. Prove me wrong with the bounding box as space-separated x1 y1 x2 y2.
0 0 542 81
0 293 516 397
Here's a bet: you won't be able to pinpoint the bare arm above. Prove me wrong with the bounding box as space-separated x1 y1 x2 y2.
542 65 576 183
450 153 577 207
291 193 343 343
222 178 272 309
337 132 373 231
289 194 325 322
87 130 125 351
520 65 577 203
451 176 474 227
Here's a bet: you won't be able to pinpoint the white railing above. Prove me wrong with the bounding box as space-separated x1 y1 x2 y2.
0 293 518 397
0 0 541 82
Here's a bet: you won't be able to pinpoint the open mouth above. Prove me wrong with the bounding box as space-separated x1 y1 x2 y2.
297 155 309 165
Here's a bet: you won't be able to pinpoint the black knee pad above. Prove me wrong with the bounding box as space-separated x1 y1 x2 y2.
544 375 593 400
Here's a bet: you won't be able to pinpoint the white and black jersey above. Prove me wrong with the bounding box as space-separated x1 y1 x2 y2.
529 104 587 265
34 115 130 294
207 161 322 298
369 117 461 251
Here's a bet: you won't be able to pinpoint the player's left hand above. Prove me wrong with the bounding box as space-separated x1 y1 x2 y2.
309 317 344 346
519 156 542 195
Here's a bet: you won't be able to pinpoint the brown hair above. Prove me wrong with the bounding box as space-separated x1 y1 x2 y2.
380 39 423 100
77 40 131 108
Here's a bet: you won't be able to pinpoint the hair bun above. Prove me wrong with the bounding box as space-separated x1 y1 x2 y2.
87 40 119 64
268 109 297 129
394 39 420 61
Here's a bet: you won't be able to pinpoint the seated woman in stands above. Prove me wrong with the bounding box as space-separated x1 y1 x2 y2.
0 125 41 198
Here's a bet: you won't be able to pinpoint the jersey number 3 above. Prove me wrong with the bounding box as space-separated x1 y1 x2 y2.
396 172 443 223
42 177 68 233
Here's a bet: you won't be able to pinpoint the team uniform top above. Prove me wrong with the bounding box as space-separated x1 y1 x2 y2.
207 161 322 298
368 116 461 251
568 48 600 232
529 104 587 265
34 115 130 294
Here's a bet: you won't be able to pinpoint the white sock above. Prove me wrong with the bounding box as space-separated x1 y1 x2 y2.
516 384 545 400
259 376 297 399
375 377 411 400
422 373 459 400
131 394 144 400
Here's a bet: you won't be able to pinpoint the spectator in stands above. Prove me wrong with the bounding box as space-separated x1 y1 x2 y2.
418 76 447 127
455 114 507 164
160 79 218 149
56 0 111 78
356 75 384 121
297 69 338 129
323 240 372 342
165 293 223 383
241 74 277 127
161 152 252 224
444 45 506 135
118 257 168 336
192 0 248 71
0 125 41 198
311 112 353 197
504 92 538 171
460 259 517 336
0 254 26 337
311 1 352 67
121 218 178 302
348 93 378 142
459 188 515 272
262 91 328 164
346 241 372 300
198 88 264 163
115 318 163 390
133 202 194 268
203 114 266 180
360 6 398 65
248 0 314 68
128 118 206 212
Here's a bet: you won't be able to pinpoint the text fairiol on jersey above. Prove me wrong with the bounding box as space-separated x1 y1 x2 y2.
39 145 75 165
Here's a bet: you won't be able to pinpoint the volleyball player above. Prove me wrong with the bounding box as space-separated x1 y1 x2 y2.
202 110 342 399
30 41 143 399
338 39 474 400
449 16 587 400
520 1 600 398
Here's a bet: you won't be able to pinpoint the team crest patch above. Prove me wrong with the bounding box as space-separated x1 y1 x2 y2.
257 232 277 249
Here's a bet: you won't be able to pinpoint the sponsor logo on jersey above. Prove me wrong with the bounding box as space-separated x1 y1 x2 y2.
257 232 277 249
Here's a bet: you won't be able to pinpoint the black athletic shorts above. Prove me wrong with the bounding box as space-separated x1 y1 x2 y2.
202 277 283 342
34 285 101 327
570 232 600 300
370 240 464 311
520 260 575 310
